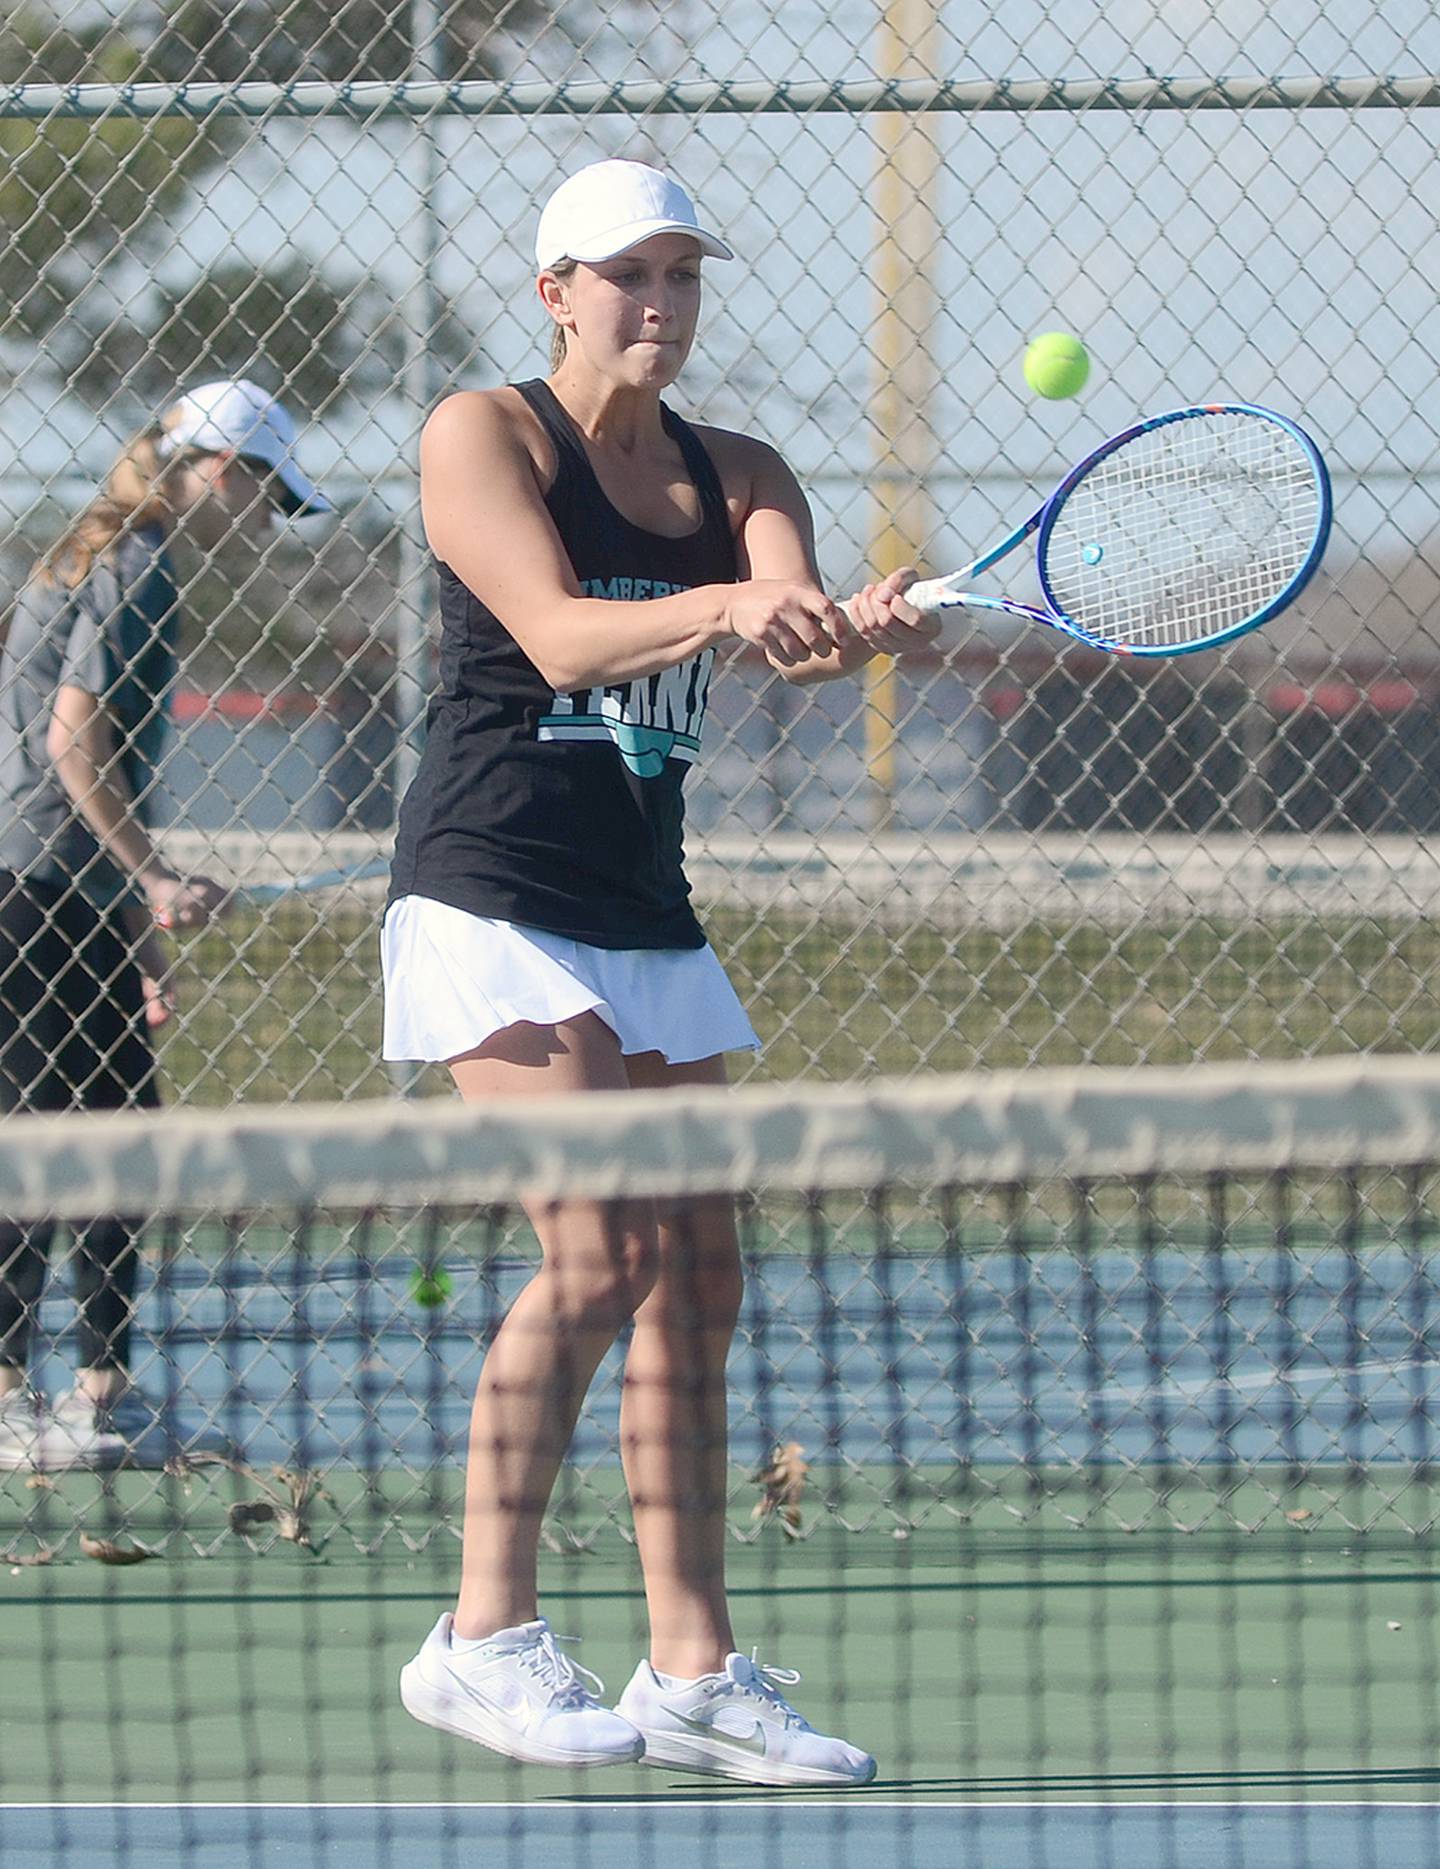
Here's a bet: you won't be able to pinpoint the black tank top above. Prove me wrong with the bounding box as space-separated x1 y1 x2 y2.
389 379 738 949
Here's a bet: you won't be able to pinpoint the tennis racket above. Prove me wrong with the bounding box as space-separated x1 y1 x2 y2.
155 855 391 927
232 857 390 909
883 403 1332 657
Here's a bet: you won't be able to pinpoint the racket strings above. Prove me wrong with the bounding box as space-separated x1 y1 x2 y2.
1044 412 1322 649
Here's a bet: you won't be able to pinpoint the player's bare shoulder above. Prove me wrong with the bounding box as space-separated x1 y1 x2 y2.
421 386 556 489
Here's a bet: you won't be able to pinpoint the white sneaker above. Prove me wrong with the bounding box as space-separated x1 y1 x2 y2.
615 1649 877 1787
51 1386 224 1469
0 1390 47 1471
0 1389 128 1472
400 1613 645 1769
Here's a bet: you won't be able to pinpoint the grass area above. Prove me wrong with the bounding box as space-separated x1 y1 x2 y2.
719 911 1440 1079
155 906 1440 1104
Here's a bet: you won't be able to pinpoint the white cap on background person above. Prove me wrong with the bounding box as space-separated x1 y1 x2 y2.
535 160 734 271
161 379 333 516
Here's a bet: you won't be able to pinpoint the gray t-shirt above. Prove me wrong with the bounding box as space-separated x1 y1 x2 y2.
0 526 179 905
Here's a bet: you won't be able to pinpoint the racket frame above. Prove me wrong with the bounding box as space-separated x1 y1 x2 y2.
235 856 390 908
908 403 1333 657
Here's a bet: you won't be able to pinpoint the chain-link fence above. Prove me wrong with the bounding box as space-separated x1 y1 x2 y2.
3 4 1439 1103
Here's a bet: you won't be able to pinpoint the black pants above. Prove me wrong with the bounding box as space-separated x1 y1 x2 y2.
0 873 158 1374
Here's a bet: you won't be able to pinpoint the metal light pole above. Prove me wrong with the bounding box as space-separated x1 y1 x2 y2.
394 0 446 811
388 0 446 1095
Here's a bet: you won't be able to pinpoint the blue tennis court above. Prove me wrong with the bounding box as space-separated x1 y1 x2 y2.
5 1801 1439 1869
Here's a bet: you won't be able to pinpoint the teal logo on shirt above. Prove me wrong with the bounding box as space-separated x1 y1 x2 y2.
609 721 684 779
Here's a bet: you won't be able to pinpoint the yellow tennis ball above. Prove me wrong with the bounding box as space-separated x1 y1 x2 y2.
408 1265 453 1309
1024 332 1090 400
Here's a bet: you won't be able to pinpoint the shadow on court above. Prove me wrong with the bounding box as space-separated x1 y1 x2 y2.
577 1766 1440 1799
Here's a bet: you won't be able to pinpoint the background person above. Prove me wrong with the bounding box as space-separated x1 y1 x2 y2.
0 379 332 1472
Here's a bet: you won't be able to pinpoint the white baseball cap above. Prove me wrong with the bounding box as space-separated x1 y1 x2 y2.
160 379 333 516
535 160 733 271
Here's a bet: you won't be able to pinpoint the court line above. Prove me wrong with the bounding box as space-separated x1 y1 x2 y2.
8 1568 1439 1611
1092 1355 1440 1410
6 1799 1440 1810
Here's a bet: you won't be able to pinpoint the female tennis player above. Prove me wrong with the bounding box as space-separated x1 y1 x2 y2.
0 380 331 1473
388 160 936 1786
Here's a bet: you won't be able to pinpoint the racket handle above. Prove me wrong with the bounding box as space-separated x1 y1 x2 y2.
902 577 960 616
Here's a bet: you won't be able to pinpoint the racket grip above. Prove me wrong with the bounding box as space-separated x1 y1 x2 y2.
901 577 958 616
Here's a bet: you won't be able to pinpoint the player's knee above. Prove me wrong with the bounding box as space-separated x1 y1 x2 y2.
566 1229 662 1324
698 1248 744 1331
652 1221 744 1332
617 1232 663 1314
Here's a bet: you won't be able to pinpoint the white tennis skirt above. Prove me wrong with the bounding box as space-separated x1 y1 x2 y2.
380 894 760 1066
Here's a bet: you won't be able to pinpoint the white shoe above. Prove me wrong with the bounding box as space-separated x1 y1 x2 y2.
0 1389 127 1472
615 1649 877 1787
50 1386 225 1469
400 1613 645 1769
0 1390 48 1471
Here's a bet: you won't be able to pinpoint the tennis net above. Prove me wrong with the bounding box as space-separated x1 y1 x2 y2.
3 1056 1439 1865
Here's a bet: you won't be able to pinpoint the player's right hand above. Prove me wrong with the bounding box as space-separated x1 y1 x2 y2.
724 580 849 668
845 566 941 656
147 871 229 931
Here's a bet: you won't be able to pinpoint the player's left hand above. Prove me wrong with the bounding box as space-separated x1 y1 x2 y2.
844 567 942 655
141 971 177 1029
122 904 180 1028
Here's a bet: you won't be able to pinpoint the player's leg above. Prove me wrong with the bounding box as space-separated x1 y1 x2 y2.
614 1048 741 1679
0 876 64 1406
0 1212 50 1468
44 904 159 1460
399 1010 653 1768
0 877 123 1469
612 1048 876 1787
447 1011 661 1636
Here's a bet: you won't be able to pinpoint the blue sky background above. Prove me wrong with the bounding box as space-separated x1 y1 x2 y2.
2 0 1437 659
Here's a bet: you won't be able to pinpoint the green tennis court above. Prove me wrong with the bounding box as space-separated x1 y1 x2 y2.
4 1063 1440 1866
4 1534 1437 1865
6 1530 1440 1803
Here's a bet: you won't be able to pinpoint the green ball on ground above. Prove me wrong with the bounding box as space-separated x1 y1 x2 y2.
408 1265 454 1308
1023 332 1091 400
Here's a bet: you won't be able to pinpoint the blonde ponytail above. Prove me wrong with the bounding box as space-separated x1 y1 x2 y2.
546 259 578 372
37 421 182 590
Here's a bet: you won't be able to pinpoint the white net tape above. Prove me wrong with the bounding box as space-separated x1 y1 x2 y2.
2 1052 1439 1216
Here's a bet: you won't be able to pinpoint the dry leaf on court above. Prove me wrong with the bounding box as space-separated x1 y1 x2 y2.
171 1453 329 1551
751 1441 809 1538
227 1500 277 1535
80 1534 155 1566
